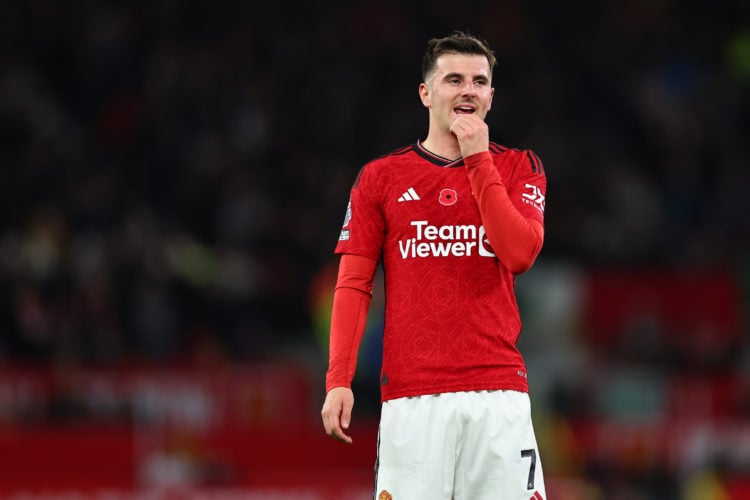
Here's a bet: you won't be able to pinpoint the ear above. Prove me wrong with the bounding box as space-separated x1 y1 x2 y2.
418 83 430 108
488 86 495 111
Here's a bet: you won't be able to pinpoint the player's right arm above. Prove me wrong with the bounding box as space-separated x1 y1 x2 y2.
321 253 377 444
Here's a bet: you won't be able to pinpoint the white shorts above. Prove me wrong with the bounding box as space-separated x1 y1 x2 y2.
374 390 546 500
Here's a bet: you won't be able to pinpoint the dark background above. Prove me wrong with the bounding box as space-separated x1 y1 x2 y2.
0 0 748 498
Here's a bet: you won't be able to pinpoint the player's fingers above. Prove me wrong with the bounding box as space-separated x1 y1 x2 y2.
449 119 464 138
321 388 355 444
322 403 352 444
340 396 354 430
332 424 353 444
321 404 337 434
325 413 351 444
331 401 353 444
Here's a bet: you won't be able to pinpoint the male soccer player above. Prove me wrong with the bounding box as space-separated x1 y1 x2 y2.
321 31 547 499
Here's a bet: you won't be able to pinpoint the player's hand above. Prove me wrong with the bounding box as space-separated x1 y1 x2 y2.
450 113 489 158
321 386 354 444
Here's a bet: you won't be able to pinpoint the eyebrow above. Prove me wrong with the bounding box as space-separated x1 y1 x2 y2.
442 72 489 81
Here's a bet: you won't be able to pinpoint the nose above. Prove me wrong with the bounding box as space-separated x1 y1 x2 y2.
462 81 477 97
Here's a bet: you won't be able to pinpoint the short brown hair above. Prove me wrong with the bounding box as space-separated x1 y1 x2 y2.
421 31 497 83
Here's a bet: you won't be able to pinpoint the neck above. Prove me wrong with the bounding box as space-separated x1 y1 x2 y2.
420 133 462 161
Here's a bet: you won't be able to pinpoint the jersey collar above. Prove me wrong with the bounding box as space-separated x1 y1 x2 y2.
414 141 465 168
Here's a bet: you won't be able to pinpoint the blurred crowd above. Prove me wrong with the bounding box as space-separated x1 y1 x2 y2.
0 0 746 362
0 0 749 497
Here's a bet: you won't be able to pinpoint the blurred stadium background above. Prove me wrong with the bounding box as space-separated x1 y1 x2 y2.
0 0 748 498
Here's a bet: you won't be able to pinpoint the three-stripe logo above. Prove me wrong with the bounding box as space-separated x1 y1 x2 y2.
398 187 420 202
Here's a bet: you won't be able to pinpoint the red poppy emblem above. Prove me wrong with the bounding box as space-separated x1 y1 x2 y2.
439 188 458 206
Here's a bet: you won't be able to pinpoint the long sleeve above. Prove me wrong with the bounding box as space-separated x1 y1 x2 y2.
464 151 544 275
325 253 378 392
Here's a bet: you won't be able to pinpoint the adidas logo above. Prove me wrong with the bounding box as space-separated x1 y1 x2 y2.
398 187 420 202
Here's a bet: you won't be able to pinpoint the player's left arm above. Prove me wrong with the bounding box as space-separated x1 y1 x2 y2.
464 150 545 274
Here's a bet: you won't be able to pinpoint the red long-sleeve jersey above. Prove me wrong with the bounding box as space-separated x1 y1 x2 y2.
327 141 546 402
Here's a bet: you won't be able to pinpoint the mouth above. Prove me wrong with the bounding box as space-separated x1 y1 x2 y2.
454 104 476 114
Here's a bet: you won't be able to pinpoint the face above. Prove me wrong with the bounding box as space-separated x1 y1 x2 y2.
419 53 494 132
